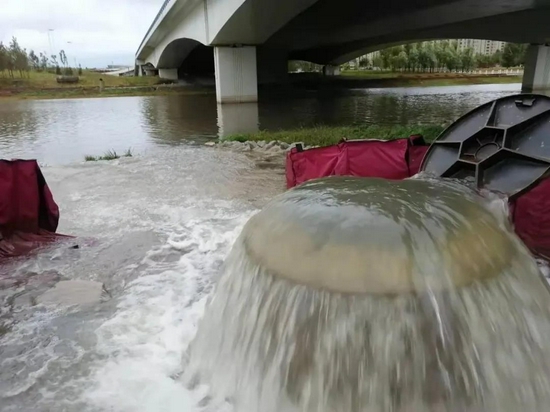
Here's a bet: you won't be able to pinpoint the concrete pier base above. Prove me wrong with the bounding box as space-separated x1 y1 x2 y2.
214 46 258 104
144 67 158 76
158 68 179 80
217 103 259 137
523 45 550 92
323 65 341 76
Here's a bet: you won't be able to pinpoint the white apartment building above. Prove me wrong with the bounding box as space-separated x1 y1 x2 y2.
457 39 505 55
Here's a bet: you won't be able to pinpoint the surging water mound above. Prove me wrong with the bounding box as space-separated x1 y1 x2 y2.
186 177 550 412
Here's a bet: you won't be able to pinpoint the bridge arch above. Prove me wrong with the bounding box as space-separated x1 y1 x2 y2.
155 38 204 69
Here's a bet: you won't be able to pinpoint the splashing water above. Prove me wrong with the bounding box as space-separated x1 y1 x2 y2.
186 176 550 412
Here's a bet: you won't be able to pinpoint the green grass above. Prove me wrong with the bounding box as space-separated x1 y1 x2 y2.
0 70 210 100
226 125 445 147
339 70 522 87
0 70 161 89
12 88 211 101
85 148 133 162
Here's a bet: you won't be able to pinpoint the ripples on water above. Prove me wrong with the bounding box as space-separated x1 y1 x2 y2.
0 146 285 412
0 84 522 164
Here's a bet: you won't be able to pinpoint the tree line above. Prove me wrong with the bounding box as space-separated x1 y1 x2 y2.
0 36 82 78
360 41 528 72
290 41 529 73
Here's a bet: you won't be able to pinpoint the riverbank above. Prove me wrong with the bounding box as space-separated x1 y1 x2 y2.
291 72 523 89
0 70 213 100
225 125 445 148
6 85 213 100
0 69 523 100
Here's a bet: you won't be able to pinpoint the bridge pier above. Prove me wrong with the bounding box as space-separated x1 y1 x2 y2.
523 45 550 92
323 65 341 76
217 103 259 137
214 46 258 104
158 68 179 81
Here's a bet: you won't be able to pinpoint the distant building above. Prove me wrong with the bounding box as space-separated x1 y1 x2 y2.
105 67 135 77
107 64 132 69
457 39 505 55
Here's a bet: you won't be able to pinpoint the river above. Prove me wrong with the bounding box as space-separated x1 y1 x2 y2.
0 83 527 412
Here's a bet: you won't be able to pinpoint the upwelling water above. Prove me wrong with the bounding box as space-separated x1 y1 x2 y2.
188 176 550 412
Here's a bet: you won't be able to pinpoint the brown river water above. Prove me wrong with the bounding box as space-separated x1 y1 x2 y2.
2 83 545 412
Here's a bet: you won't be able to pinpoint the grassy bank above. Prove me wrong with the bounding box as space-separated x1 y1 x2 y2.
339 70 522 87
0 69 523 100
10 86 212 100
0 70 214 100
0 70 159 89
226 125 445 147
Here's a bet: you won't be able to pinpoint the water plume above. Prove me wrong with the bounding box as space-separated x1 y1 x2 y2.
187 176 550 412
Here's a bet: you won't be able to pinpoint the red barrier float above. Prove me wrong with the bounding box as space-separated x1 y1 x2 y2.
511 178 550 261
0 160 67 260
284 117 550 262
286 135 429 189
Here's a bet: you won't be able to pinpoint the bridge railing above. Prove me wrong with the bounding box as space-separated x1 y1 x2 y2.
136 0 173 56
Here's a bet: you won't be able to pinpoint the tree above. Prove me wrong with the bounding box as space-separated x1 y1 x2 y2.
391 50 408 71
358 55 371 68
78 64 83 76
408 44 419 71
460 47 475 72
434 41 447 70
418 42 437 72
28 50 40 71
39 52 49 71
15 48 29 77
501 43 528 67
372 55 383 69
59 50 68 67
50 54 58 67
8 37 28 78
379 47 395 69
444 47 460 72
354 39 524 74
0 43 7 76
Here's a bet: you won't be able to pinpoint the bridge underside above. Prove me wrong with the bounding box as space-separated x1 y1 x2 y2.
138 0 550 102
283 8 550 65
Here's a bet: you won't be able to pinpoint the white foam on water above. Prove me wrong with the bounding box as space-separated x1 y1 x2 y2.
77 206 254 412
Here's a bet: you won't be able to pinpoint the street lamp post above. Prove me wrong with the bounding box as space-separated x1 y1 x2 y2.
47 29 55 57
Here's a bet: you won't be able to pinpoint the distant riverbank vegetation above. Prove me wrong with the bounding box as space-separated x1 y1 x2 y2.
289 41 528 73
226 125 446 148
0 36 80 78
0 36 164 98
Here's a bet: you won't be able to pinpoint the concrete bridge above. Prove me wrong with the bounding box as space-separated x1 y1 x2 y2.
136 0 550 104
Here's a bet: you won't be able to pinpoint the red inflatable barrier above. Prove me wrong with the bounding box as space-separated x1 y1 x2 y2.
0 160 66 260
286 136 429 188
512 178 550 261
285 135 550 261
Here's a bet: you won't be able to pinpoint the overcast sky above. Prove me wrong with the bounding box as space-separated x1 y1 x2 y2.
1 0 164 68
